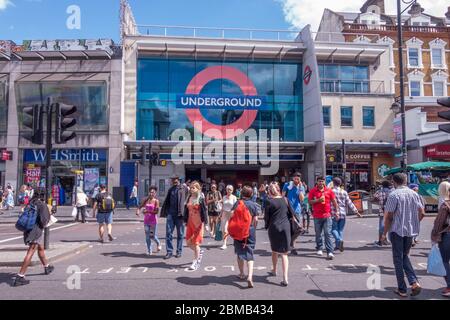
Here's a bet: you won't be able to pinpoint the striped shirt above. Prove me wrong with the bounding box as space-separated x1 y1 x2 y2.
331 187 359 218
374 187 394 216
384 186 424 237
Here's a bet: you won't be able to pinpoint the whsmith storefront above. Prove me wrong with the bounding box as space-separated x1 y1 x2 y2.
120 4 325 197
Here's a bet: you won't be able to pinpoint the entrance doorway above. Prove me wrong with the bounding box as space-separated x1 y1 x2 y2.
207 170 259 187
58 176 75 206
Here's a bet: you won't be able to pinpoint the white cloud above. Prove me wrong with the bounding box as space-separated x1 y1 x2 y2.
276 0 450 31
0 0 14 11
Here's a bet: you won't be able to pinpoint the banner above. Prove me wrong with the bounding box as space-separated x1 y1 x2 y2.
84 168 99 193
25 165 41 185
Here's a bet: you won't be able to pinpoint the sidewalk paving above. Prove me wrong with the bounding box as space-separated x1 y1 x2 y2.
0 243 91 267
0 207 143 224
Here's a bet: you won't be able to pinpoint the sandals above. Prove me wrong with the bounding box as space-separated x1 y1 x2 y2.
237 274 246 280
247 279 254 289
268 270 277 277
280 281 288 287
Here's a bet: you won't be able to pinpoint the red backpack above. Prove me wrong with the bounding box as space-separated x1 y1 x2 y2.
228 200 252 241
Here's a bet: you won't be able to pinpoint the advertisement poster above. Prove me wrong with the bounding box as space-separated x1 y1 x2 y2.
84 168 99 194
25 165 41 186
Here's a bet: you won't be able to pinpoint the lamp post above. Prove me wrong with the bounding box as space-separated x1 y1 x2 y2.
395 0 417 172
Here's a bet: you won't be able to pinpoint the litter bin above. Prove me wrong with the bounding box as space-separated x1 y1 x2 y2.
348 190 370 215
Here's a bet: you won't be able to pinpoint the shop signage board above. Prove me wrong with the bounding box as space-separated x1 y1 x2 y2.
25 165 41 185
22 39 115 55
24 149 107 163
425 144 450 159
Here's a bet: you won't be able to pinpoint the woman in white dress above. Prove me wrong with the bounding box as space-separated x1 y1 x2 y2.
220 185 237 250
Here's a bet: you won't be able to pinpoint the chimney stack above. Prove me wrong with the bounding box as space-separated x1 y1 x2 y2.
445 6 450 19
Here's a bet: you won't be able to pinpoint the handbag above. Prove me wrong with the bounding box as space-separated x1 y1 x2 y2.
46 215 58 228
284 198 303 240
215 220 223 241
427 244 447 277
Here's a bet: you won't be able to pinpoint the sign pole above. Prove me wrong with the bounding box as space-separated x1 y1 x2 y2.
148 143 153 191
44 97 53 250
342 139 347 190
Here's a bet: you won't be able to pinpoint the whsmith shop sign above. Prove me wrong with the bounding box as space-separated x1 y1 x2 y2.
24 149 107 164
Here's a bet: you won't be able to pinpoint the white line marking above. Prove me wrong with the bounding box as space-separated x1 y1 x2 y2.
0 223 79 244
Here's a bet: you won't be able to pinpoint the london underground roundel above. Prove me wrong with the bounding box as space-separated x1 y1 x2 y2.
184 66 259 140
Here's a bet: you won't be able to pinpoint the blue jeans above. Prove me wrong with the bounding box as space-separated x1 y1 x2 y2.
127 197 138 209
144 224 161 253
332 217 346 248
378 215 385 237
314 217 334 254
166 214 185 255
390 232 418 293
439 232 450 288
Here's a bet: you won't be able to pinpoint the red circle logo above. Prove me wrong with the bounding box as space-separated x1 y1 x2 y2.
185 66 259 140
303 65 312 86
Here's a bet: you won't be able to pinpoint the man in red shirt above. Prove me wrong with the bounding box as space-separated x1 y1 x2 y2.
309 176 339 260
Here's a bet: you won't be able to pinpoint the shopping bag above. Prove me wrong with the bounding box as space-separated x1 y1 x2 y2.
71 207 78 218
427 244 447 277
215 221 223 241
46 215 58 228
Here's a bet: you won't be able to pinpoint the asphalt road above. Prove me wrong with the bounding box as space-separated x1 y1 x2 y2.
0 215 447 300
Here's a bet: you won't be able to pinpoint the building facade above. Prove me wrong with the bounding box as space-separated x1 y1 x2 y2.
0 39 122 205
120 1 325 199
317 0 450 177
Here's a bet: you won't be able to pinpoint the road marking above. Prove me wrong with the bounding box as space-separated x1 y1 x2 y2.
302 265 319 271
0 223 79 244
117 267 132 274
223 265 235 272
138 267 148 273
75 268 90 274
98 268 114 274
205 266 216 272
254 266 267 271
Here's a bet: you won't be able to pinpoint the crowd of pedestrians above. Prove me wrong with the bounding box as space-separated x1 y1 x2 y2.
8 171 450 298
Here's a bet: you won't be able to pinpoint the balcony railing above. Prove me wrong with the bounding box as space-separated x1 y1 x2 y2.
320 80 387 94
136 25 301 41
344 23 450 34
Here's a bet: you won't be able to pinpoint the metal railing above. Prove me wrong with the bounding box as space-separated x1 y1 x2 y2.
320 80 386 94
344 23 450 34
136 25 302 41
313 31 381 43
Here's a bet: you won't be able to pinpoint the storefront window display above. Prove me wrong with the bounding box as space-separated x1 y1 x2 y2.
22 149 107 206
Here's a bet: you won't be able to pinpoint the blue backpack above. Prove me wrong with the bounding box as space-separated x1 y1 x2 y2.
16 204 38 232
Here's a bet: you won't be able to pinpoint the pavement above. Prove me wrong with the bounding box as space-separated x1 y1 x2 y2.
0 214 447 300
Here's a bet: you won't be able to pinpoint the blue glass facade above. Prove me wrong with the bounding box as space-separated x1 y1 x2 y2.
136 58 304 141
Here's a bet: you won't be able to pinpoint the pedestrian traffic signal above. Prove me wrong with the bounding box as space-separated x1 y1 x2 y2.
335 150 342 163
438 98 450 134
22 104 44 145
55 103 77 144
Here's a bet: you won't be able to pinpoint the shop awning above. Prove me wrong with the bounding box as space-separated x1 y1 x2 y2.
385 161 450 175
326 141 395 152
315 43 385 63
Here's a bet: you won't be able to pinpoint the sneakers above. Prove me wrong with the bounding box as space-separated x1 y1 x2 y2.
164 253 173 260
220 244 227 250
326 253 335 260
147 251 153 256
13 275 30 287
157 245 162 252
442 288 450 298
44 265 55 275
374 241 382 247
174 252 182 258
316 250 323 256
189 260 199 271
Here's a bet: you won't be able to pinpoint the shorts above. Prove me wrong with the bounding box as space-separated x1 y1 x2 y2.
97 212 113 225
208 210 220 217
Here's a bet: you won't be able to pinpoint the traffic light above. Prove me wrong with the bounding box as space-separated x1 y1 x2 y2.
151 153 159 166
335 149 342 163
437 97 450 133
140 145 146 165
55 103 77 144
22 104 44 144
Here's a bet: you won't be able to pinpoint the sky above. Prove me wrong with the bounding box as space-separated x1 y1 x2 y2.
0 0 449 43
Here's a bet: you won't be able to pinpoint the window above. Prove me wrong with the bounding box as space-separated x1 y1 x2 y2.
363 107 375 127
16 82 108 132
410 81 421 96
408 48 419 67
433 81 445 97
340 107 353 127
432 48 443 67
0 79 7 133
323 106 331 127
319 64 369 93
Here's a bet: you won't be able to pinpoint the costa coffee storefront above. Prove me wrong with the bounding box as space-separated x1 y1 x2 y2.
326 152 394 191
424 144 450 161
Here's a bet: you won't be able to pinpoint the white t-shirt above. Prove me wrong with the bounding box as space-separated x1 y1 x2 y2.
222 194 237 212
131 186 138 198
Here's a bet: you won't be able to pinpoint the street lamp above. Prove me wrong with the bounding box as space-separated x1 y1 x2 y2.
396 0 417 172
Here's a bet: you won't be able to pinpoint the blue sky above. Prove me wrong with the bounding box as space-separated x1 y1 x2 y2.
0 0 291 43
1 0 449 43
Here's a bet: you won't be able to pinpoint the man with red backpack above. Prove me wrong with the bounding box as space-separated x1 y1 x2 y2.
228 185 259 289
